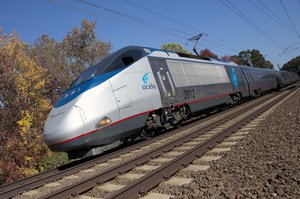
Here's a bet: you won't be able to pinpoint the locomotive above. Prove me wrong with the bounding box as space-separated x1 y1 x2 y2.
43 46 299 158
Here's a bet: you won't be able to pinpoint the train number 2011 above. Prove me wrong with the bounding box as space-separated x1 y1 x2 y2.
184 89 195 99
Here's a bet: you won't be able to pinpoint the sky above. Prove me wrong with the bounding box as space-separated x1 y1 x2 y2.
1 0 300 69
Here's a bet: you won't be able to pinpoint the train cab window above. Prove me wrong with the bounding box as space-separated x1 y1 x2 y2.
71 64 99 87
70 47 146 88
127 49 143 60
122 56 135 66
110 60 125 71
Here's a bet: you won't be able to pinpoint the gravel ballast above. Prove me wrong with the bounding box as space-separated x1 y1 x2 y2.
156 89 300 198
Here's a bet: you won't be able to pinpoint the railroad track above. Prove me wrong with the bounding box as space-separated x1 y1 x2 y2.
0 87 297 199
0 94 261 199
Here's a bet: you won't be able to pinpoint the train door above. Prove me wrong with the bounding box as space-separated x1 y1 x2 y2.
148 58 176 105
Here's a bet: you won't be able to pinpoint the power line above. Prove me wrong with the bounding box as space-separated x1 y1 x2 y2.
286 41 300 48
202 38 240 53
200 44 230 56
49 0 245 55
123 0 245 50
279 41 300 56
219 0 284 50
123 0 194 37
47 0 170 34
77 0 245 54
123 0 200 33
47 0 139 29
48 0 194 48
76 0 188 41
255 0 294 32
48 0 196 46
247 0 298 37
279 0 300 38
279 46 299 57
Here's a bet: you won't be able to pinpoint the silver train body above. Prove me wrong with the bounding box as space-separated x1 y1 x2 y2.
43 46 299 158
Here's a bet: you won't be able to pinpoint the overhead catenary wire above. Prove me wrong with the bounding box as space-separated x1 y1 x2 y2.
286 41 300 48
255 0 294 32
279 41 300 56
47 0 194 48
279 0 300 38
279 46 299 57
123 0 245 50
202 38 240 53
76 0 242 54
76 0 189 41
47 0 147 30
47 0 190 51
219 0 285 51
47 0 179 37
253 0 300 56
247 0 298 38
199 44 230 56
123 0 194 37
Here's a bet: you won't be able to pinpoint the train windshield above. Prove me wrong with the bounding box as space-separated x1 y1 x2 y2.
70 46 146 88
70 54 114 87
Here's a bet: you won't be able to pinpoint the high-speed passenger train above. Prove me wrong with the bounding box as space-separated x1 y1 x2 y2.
43 46 299 158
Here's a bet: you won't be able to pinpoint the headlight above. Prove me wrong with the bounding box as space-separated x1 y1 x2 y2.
96 116 112 128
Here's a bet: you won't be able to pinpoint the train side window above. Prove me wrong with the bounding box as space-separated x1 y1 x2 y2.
110 60 125 71
122 56 135 66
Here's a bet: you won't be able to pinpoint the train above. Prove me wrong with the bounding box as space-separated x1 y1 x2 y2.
43 46 299 159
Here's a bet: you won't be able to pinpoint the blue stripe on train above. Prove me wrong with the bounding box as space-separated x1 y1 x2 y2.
53 70 122 108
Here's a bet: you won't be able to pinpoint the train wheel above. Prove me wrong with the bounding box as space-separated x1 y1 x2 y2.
140 129 155 140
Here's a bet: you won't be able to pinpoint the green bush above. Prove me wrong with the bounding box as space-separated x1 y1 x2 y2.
37 152 70 171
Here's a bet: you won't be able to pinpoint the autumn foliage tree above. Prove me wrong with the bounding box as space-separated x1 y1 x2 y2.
0 20 112 184
0 33 52 183
28 34 70 94
220 55 238 64
29 20 112 92
61 20 112 80
199 48 219 59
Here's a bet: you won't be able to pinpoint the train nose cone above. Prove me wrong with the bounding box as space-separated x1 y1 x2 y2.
43 105 85 146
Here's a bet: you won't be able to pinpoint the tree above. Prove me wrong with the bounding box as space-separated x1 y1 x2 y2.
28 19 112 95
220 55 238 64
282 56 300 75
199 48 219 59
28 34 70 94
0 20 113 184
237 49 273 69
61 20 112 80
0 33 52 183
161 43 191 54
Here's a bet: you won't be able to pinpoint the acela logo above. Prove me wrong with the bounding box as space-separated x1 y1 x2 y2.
230 68 238 89
142 73 149 84
142 73 157 90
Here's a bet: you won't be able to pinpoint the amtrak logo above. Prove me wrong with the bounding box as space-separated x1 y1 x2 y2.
142 73 157 90
230 68 238 89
